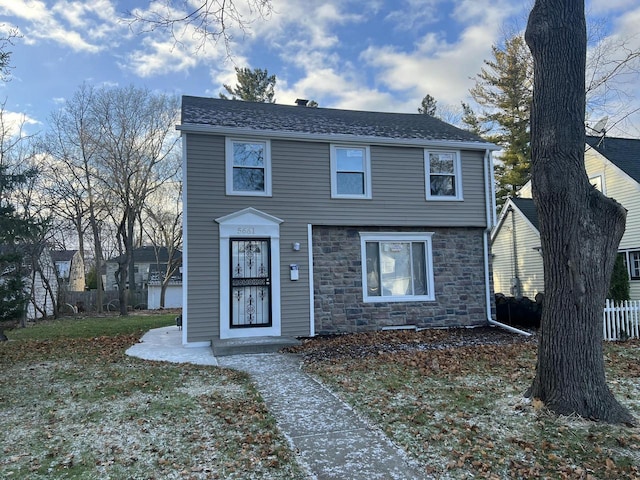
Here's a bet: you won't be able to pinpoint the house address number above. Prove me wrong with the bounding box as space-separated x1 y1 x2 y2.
237 226 255 235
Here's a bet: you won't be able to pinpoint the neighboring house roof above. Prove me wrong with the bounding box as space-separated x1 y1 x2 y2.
492 197 540 243
51 250 77 263
510 197 539 231
179 96 497 148
107 246 182 264
586 135 640 184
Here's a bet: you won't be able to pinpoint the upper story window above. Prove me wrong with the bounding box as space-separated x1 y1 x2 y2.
330 145 372 199
589 174 604 193
425 150 463 200
226 138 272 196
360 232 435 303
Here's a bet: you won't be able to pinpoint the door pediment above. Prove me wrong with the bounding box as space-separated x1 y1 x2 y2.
215 207 283 227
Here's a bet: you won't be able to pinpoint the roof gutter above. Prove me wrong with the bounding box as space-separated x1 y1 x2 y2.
482 149 531 337
176 123 500 151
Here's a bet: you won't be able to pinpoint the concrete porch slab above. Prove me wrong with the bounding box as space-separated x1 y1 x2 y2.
211 336 301 356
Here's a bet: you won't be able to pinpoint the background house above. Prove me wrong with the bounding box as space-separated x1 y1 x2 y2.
147 263 183 309
51 250 85 292
492 135 640 300
178 96 499 347
1 244 58 320
105 246 182 292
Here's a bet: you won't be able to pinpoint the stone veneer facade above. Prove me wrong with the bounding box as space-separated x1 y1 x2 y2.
313 226 492 334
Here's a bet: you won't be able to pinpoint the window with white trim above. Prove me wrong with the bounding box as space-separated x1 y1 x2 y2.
425 150 462 200
628 250 640 280
360 232 435 302
226 138 271 196
589 174 604 193
330 145 372 199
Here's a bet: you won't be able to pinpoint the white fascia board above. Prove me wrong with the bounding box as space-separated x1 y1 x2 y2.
176 123 500 151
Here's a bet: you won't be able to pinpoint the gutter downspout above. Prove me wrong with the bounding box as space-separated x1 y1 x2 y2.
482 149 531 336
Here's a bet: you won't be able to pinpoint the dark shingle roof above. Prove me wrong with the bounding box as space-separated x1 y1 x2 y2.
51 250 77 262
180 96 490 145
511 197 539 231
586 135 640 183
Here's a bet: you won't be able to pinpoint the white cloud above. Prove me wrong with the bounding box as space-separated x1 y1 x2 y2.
0 0 123 53
357 0 522 110
384 0 447 32
589 0 638 15
1 109 40 137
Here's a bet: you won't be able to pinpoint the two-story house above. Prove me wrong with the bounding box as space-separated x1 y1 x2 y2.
491 135 640 300
178 96 500 347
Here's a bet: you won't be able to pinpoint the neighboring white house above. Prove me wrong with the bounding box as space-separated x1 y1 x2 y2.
492 135 640 300
147 264 183 309
1 244 58 320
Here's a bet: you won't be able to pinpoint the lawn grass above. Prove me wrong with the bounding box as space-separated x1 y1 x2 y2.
304 338 640 479
4 312 177 341
0 314 308 479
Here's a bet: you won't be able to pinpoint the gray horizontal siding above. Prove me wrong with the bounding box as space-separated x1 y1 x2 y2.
278 224 312 337
184 135 223 343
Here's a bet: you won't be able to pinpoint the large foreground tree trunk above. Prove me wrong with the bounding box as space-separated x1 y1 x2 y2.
525 0 635 424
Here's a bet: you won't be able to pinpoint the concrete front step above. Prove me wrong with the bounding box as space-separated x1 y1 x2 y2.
211 336 301 356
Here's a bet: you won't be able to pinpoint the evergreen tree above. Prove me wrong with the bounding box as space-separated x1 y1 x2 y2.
418 94 437 116
607 254 630 302
220 67 276 103
0 165 39 326
460 102 488 136
470 35 533 206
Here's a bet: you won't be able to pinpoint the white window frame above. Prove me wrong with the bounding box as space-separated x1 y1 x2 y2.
225 138 272 197
624 250 640 280
360 232 435 303
330 145 372 199
589 173 605 194
424 149 463 201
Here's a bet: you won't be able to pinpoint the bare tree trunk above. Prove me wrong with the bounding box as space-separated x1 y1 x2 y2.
525 0 635 425
127 210 136 306
160 281 167 309
116 215 130 316
85 170 104 313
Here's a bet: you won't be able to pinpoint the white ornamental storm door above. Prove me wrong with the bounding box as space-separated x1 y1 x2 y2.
230 238 271 328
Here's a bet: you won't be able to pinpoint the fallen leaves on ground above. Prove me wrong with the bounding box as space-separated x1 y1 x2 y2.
291 328 640 480
0 331 307 480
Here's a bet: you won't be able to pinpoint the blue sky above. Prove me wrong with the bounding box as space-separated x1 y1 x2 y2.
1 0 639 137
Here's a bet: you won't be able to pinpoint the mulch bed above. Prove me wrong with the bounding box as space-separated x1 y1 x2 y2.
284 325 537 362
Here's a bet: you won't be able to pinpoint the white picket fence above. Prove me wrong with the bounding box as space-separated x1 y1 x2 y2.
603 299 640 341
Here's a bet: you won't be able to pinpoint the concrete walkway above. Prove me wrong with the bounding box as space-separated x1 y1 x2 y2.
126 327 429 479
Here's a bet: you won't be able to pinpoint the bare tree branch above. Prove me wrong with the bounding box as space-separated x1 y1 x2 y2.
125 0 273 54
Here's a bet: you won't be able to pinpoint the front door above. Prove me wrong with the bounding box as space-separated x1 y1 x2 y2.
230 238 271 328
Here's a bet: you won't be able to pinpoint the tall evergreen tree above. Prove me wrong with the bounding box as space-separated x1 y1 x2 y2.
0 165 39 327
418 94 437 116
460 102 488 136
220 67 276 103
470 35 533 206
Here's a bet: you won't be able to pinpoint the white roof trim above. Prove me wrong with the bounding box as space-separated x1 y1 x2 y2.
491 198 540 243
